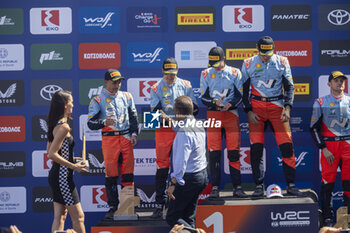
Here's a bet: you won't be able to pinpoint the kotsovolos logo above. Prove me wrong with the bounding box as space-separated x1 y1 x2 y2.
319 40 350 66
319 4 350 30
0 116 25 142
223 41 257 68
0 80 24 106
318 74 349 97
30 7 72 34
31 79 72 106
32 150 53 177
80 185 112 212
224 147 266 175
135 185 159 210
274 40 312 67
79 43 121 69
0 8 23 35
0 44 24 71
271 5 312 31
78 7 120 34
0 187 26 214
79 79 105 105
174 41 217 68
175 6 216 32
30 43 72 70
127 78 161 104
133 148 157 175
32 186 53 212
0 151 25 177
272 146 313 173
293 76 312 102
127 42 168 68
222 5 264 32
127 7 167 33
81 150 105 176
31 115 48 141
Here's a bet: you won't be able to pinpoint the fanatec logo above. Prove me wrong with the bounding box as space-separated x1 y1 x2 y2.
328 9 350 26
272 14 309 20
83 12 114 28
39 51 63 64
132 47 163 63
40 85 62 101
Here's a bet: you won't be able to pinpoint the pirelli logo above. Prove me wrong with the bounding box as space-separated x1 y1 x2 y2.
294 83 309 95
164 64 177 69
110 71 121 77
226 48 258 60
260 44 273 50
178 13 213 25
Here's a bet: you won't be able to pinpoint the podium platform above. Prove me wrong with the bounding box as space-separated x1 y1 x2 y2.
91 189 319 233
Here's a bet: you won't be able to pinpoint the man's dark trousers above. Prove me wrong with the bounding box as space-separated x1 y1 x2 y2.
166 169 208 228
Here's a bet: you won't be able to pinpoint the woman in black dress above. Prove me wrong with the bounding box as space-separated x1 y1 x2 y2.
47 90 88 233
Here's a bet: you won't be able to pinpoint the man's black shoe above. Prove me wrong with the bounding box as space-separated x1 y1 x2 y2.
252 185 264 197
151 207 163 219
104 207 117 219
323 218 334 227
209 186 219 198
286 183 303 196
233 186 249 198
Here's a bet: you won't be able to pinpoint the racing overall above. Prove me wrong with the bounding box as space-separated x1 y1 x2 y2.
200 65 243 189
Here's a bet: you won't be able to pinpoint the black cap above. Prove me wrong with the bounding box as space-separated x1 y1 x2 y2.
105 69 125 81
328 71 347 82
257 36 274 56
208 46 225 68
163 57 178 74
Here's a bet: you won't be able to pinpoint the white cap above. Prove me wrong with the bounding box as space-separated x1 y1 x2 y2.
266 184 283 198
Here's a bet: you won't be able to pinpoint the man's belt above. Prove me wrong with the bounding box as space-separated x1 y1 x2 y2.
102 129 130 136
251 94 283 102
323 135 350 141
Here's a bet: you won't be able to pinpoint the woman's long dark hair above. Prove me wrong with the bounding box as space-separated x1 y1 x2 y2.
47 90 72 142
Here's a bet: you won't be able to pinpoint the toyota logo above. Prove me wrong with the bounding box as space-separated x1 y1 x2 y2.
40 85 62 101
328 9 350 26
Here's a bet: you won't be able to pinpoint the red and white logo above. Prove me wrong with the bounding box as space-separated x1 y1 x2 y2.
79 43 121 69
80 185 119 212
274 40 312 67
0 116 25 142
30 8 72 34
223 5 264 32
32 150 53 177
224 147 266 174
318 75 349 97
127 78 162 104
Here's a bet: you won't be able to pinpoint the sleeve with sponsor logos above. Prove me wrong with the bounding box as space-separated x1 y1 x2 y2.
226 67 243 109
184 80 199 116
87 96 105 130
241 60 252 113
280 56 294 108
310 99 326 149
150 81 162 112
200 69 216 108
126 92 139 136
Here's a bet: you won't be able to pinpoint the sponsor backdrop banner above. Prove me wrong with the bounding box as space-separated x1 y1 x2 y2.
0 0 349 232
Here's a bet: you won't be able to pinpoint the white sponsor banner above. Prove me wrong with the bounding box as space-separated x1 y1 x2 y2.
30 7 72 34
80 185 120 212
134 148 157 176
0 44 24 71
127 78 162 105
222 5 264 32
0 187 26 213
79 114 101 141
32 150 52 177
224 147 266 174
175 41 217 68
318 75 349 97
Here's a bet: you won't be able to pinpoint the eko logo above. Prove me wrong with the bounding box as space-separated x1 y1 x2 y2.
127 42 168 68
30 8 72 34
78 7 120 34
127 78 162 104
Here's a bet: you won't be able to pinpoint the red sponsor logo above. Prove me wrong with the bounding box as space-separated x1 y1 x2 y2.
0 116 25 142
139 80 158 97
274 40 312 67
235 8 252 24
43 153 53 170
41 10 59 26
92 187 108 204
198 184 212 205
79 43 121 69
241 148 251 166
